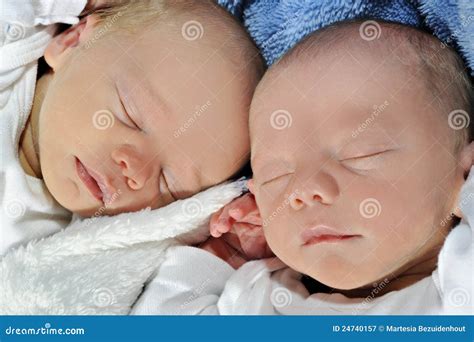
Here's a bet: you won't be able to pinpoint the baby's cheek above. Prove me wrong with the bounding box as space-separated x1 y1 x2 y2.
261 207 297 250
255 188 284 216
262 223 285 260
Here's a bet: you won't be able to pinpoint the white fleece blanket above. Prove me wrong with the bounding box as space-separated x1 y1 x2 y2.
0 180 246 315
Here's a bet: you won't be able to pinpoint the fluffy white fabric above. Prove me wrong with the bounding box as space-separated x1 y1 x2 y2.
0 180 246 315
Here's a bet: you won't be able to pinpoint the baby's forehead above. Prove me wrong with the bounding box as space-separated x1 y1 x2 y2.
251 24 450 123
251 51 416 124
251 21 472 149
251 70 437 151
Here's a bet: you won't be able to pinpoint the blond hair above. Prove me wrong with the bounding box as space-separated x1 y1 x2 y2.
83 0 264 105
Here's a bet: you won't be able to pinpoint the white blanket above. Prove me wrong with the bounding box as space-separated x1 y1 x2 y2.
0 180 246 315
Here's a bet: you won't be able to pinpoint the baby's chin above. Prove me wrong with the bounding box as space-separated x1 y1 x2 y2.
60 201 100 218
305 271 372 291
291 254 381 291
48 188 106 218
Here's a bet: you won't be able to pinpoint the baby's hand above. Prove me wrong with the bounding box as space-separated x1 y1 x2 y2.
199 237 248 269
210 193 260 237
210 193 273 260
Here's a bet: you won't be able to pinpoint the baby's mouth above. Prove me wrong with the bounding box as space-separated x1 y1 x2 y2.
75 157 115 206
301 225 361 246
75 157 103 204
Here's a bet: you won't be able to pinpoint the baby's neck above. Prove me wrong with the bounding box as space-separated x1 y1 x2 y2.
338 245 442 299
19 72 52 178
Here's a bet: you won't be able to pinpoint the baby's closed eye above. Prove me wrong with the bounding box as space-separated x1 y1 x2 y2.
254 160 295 187
340 149 393 171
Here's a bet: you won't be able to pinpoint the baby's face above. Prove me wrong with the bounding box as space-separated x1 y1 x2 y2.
250 51 465 290
40 21 250 216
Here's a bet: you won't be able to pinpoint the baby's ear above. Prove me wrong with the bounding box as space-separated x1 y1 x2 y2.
247 179 255 194
459 141 474 178
44 15 99 71
452 141 474 218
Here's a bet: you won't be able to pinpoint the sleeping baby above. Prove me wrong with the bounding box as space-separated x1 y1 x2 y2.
1 0 262 255
132 20 473 314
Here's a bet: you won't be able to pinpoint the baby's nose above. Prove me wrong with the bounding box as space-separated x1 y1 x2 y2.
289 172 339 210
290 190 329 210
111 145 154 190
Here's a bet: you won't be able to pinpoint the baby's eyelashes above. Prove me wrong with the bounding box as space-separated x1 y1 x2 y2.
117 100 141 130
254 161 295 188
339 150 389 170
113 109 137 130
259 172 293 187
